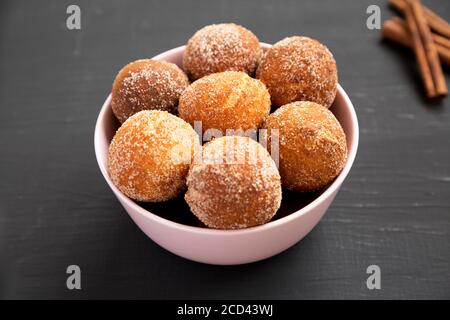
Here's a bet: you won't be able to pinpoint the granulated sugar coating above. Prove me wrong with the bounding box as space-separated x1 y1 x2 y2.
264 101 347 192
111 59 189 123
178 71 271 134
183 23 262 81
185 136 282 230
108 110 199 202
257 36 337 108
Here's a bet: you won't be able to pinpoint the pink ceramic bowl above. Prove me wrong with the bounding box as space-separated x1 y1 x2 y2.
94 43 359 265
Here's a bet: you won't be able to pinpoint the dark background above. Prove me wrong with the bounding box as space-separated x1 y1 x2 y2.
1 0 449 299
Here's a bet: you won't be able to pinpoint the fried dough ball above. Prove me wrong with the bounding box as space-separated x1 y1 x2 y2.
108 110 199 202
185 136 282 229
183 23 262 80
256 36 338 108
178 71 270 135
111 59 189 123
264 101 347 192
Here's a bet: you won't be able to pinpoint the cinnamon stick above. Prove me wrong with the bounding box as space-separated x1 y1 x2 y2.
410 0 448 96
404 0 436 97
392 17 450 51
382 18 450 67
389 0 450 38
404 0 447 98
433 33 450 51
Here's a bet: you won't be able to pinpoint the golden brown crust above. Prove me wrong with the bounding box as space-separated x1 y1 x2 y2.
185 136 282 229
111 59 189 123
264 101 347 192
178 71 270 134
256 36 338 108
108 110 199 202
183 23 262 81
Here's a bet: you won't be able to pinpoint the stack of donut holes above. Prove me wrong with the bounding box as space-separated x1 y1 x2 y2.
108 23 347 230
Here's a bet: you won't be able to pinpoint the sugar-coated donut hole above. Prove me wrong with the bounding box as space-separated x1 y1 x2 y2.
257 36 338 108
178 71 271 136
185 136 282 229
264 101 347 192
183 23 262 81
111 59 189 123
108 110 200 202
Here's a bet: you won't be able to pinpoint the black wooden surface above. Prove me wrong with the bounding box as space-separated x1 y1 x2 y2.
0 0 449 299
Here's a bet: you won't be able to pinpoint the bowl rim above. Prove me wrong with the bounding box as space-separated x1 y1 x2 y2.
94 44 359 236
